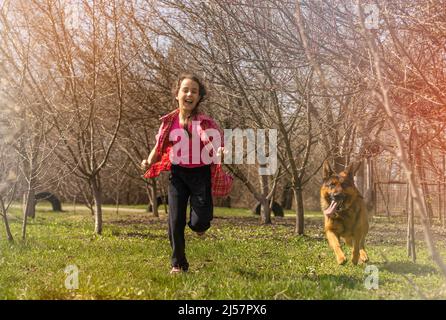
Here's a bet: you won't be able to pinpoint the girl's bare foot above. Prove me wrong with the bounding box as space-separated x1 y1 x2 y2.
170 266 184 274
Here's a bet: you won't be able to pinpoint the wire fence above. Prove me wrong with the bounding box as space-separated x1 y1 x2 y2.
373 151 446 220
374 182 445 219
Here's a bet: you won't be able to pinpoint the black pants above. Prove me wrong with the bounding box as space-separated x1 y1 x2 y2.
168 165 213 270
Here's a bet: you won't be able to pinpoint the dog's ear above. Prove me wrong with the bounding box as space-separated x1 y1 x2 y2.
323 160 334 180
344 161 361 179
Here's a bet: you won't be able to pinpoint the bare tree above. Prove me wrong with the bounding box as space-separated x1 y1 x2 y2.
356 0 446 278
0 1 69 240
0 96 19 243
9 0 126 234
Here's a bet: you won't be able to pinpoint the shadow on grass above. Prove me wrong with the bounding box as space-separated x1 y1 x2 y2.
232 267 263 280
113 231 166 240
376 261 437 275
317 274 363 290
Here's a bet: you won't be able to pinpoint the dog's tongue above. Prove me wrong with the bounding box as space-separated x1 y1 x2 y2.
324 201 338 216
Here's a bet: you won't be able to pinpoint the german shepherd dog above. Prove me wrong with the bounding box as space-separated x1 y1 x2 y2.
320 161 369 265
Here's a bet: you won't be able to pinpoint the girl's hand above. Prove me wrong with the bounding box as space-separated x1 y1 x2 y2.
216 146 228 157
142 147 158 170
141 159 151 170
216 147 228 163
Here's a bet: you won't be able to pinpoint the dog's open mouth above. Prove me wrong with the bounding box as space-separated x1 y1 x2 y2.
334 199 344 212
324 198 345 216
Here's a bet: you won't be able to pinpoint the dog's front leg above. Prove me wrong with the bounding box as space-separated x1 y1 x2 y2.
326 230 346 265
351 235 361 265
359 235 369 263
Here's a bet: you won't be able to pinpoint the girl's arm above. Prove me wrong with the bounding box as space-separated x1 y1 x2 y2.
141 123 163 169
147 146 159 165
141 144 161 170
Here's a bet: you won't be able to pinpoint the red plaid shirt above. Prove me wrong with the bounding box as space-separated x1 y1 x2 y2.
144 109 233 197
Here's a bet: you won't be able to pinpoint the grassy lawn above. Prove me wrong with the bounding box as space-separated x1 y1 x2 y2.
0 205 446 299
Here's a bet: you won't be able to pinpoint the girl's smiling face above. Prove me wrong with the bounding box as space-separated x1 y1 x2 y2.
176 78 200 113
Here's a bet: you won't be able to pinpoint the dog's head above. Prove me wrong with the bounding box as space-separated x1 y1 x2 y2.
320 160 360 214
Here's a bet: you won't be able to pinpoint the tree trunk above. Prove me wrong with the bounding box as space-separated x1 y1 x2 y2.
22 186 35 240
421 182 434 224
115 202 120 215
0 199 14 242
260 198 271 224
365 157 375 212
293 184 304 235
413 133 433 225
90 177 103 235
145 180 159 217
26 189 36 218
355 159 365 195
281 182 293 210
259 174 271 224
406 183 416 262
160 182 169 215
151 179 159 217
115 189 120 216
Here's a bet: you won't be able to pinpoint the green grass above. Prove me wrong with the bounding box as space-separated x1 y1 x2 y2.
1 205 446 299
